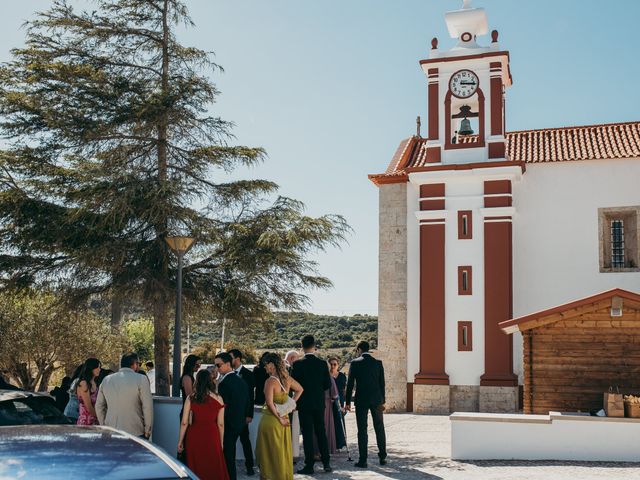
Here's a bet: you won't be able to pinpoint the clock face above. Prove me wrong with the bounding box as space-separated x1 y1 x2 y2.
449 70 479 98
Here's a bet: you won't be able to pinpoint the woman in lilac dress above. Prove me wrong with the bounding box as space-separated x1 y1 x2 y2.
76 358 101 426
314 365 340 455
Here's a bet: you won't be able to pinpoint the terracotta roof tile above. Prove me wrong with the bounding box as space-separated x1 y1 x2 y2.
370 121 640 182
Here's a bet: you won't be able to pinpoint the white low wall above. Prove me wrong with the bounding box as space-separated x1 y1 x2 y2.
451 412 640 461
151 397 300 460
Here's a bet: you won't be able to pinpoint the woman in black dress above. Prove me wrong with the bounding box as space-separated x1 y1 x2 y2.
328 356 347 450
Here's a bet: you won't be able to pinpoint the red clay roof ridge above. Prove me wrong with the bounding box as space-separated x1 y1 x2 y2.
507 120 640 135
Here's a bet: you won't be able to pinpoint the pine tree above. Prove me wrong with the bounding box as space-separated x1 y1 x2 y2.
0 0 348 395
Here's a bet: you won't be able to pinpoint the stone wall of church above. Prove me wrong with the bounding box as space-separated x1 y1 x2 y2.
377 182 407 412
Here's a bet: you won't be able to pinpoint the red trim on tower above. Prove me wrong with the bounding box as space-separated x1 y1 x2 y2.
481 180 517 387
425 146 441 163
416 185 449 385
407 383 414 412
419 50 510 66
458 321 473 352
484 179 511 195
490 62 503 137
458 210 473 239
458 266 473 295
488 141 506 159
445 89 486 150
428 68 439 141
420 184 445 210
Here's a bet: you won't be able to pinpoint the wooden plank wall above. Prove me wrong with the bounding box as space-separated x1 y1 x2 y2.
523 305 640 414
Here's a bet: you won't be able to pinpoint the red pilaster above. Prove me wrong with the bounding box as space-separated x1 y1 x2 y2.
481 180 517 386
428 68 439 141
488 62 506 159
490 62 503 136
426 68 441 163
415 183 449 385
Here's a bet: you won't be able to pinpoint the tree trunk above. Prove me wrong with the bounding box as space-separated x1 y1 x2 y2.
152 0 172 397
38 365 55 392
153 295 171 395
111 292 123 331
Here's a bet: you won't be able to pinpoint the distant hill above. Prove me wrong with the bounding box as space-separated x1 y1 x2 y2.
189 312 378 353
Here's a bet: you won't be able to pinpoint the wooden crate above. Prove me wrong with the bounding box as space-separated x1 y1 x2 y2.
624 402 640 418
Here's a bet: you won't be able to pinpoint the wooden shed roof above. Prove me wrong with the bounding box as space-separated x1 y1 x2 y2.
500 288 640 334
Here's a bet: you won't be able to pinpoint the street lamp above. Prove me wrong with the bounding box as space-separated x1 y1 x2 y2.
166 235 195 397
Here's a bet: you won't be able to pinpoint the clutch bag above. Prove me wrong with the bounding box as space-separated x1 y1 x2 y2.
275 396 296 417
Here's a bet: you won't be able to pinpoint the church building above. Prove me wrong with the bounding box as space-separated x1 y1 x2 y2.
369 0 640 414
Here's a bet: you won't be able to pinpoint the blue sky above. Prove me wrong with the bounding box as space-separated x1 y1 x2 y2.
1 1 639 315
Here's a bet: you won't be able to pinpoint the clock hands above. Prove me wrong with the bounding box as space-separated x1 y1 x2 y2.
460 81 477 86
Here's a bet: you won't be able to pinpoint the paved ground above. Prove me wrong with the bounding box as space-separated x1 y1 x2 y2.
237 413 640 480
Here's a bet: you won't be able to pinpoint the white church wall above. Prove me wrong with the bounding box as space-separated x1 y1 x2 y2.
406 181 421 383
443 176 486 385
513 157 640 317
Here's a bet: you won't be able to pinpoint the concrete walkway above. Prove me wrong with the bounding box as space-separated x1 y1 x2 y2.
238 413 640 479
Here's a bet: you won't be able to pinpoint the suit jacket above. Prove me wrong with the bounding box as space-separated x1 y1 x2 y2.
345 353 385 407
95 368 153 437
291 353 331 411
253 365 268 405
236 366 255 418
218 371 249 433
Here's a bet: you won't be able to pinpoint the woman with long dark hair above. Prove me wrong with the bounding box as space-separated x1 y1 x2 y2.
177 369 228 480
255 352 303 480
180 354 201 399
76 358 101 425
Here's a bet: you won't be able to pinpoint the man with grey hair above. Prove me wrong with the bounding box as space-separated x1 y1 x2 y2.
284 350 299 372
96 352 153 439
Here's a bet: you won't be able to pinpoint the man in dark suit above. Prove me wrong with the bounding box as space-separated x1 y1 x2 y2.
345 340 387 468
229 348 255 476
291 334 332 474
216 352 250 480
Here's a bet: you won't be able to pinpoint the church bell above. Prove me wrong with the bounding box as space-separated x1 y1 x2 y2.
458 117 474 136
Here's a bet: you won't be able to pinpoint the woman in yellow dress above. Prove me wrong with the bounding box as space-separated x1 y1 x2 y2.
255 352 303 480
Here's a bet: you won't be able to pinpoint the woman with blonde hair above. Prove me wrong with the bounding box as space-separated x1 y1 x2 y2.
255 352 303 480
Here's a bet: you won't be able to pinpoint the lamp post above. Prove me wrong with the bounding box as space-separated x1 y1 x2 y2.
165 235 195 397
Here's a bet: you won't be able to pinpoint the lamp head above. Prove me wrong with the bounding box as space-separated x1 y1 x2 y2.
165 236 195 254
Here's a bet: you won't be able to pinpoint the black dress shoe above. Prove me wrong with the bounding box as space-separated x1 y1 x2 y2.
297 466 315 474
354 461 368 468
246 466 255 476
323 465 333 473
379 458 387 466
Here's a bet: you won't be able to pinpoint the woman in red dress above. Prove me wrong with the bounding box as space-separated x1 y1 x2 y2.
177 369 228 480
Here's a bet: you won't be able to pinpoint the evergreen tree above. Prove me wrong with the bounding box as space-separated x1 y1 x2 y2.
0 0 348 395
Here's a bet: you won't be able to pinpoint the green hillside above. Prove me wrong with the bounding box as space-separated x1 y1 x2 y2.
189 312 378 354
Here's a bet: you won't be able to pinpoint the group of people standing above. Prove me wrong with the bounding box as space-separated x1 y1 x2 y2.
177 335 387 480
60 353 154 438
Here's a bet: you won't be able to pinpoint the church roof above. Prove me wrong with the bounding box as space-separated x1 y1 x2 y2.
370 121 640 184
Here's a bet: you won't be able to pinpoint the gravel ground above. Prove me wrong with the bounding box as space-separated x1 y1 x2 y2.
237 413 640 480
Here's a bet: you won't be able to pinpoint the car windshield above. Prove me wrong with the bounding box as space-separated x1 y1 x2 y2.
0 426 189 479
0 396 71 426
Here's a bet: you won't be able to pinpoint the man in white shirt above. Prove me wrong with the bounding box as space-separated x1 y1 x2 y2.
145 361 155 394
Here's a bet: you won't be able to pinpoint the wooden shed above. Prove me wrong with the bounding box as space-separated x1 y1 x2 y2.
500 289 640 415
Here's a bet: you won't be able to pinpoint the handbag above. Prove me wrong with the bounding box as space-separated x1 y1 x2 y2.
275 396 297 417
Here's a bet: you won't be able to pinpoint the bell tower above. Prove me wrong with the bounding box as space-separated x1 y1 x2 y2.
422 0 512 165
405 0 521 415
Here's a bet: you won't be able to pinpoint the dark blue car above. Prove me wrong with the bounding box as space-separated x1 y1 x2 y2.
0 425 196 479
